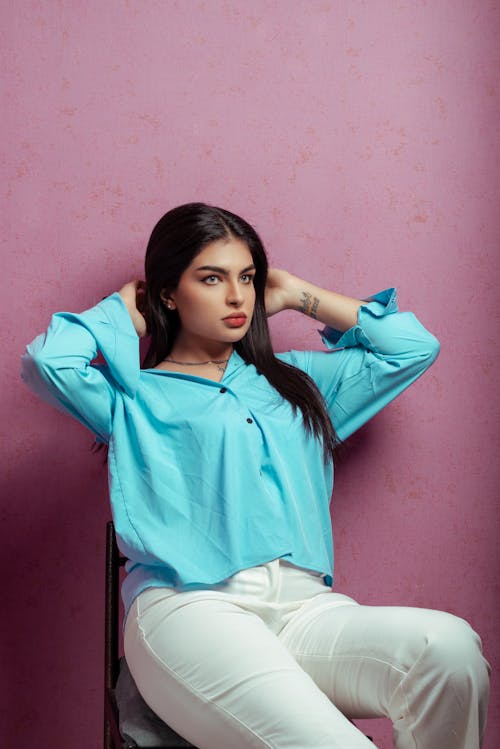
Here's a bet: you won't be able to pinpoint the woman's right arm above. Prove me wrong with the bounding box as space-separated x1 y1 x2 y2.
21 283 145 443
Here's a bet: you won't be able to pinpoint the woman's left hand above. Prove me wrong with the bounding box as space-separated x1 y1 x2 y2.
264 268 293 317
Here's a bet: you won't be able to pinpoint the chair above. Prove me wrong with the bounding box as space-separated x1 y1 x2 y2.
104 521 373 748
104 520 196 748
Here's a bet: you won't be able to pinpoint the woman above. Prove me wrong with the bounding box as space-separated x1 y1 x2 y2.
22 202 489 749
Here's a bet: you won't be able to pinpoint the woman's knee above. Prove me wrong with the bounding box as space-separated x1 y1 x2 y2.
410 611 490 700
425 613 485 666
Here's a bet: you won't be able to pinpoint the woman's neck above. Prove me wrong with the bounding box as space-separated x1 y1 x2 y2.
166 338 234 365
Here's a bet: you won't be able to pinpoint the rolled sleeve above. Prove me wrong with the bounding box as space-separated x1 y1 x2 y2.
320 287 399 351
283 288 440 443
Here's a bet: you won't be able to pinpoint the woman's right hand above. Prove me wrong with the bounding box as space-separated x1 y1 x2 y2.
118 280 148 338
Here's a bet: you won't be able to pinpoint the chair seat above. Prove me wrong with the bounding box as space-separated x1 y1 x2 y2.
115 657 196 748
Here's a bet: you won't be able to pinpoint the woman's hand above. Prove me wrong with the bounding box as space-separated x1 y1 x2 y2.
264 268 294 317
118 280 148 337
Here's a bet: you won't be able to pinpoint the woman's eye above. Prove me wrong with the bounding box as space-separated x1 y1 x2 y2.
241 274 254 284
203 275 219 284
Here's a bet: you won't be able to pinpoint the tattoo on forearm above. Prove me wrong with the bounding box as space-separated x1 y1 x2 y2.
299 291 320 319
299 291 311 315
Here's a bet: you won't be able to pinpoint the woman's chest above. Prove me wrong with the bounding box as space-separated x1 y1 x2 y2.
119 373 304 444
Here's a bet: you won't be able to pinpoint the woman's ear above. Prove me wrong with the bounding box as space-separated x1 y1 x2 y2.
160 290 176 310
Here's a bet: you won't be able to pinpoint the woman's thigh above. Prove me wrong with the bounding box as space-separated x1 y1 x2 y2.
124 587 374 749
279 598 488 721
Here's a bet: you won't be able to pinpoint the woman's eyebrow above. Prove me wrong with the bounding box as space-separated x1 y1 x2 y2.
195 264 256 275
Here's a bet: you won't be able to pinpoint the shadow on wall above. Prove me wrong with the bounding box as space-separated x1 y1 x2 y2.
2 432 109 747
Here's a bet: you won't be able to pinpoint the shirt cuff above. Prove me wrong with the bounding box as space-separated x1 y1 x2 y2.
319 287 398 351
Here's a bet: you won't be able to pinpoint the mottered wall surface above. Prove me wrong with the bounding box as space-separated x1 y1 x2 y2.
2 2 499 747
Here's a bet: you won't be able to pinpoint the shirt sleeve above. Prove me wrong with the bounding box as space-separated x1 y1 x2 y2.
281 288 440 442
20 292 140 443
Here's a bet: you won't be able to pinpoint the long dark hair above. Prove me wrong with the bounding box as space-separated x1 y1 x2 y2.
142 202 339 462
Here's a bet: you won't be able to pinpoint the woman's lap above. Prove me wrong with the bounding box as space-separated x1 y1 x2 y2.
124 587 374 748
124 576 489 749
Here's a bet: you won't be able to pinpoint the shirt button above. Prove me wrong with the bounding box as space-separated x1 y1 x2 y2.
323 574 333 587
219 387 227 393
246 417 253 424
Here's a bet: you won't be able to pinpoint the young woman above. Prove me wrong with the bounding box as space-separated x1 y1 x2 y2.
22 203 489 749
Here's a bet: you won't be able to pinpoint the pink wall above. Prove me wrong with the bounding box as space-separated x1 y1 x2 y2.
2 2 498 747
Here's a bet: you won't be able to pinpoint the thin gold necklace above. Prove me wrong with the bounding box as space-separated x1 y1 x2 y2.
164 356 230 373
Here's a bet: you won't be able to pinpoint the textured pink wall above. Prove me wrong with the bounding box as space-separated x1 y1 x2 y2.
2 2 499 747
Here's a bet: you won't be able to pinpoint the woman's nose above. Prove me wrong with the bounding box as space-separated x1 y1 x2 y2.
226 281 244 305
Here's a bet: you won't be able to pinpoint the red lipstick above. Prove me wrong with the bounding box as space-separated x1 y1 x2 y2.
223 312 247 328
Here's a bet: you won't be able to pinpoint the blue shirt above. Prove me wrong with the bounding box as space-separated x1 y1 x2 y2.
21 288 439 614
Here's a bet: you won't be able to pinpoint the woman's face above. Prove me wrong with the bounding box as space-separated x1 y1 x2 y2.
164 236 256 351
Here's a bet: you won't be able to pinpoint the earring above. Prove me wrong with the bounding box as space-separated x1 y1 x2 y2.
166 300 174 310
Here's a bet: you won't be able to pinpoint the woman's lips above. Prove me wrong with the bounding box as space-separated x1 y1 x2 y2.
223 314 247 328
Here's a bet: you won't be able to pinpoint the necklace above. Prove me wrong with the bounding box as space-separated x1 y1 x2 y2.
164 356 230 373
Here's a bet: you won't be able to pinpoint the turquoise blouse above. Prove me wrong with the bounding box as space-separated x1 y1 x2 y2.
21 288 439 614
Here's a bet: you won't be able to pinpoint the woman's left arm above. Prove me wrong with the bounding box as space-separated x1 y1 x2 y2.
265 268 363 330
266 269 440 442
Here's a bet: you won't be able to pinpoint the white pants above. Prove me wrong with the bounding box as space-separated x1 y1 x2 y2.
124 559 490 749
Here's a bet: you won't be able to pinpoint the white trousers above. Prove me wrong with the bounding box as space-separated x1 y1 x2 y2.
124 559 490 749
